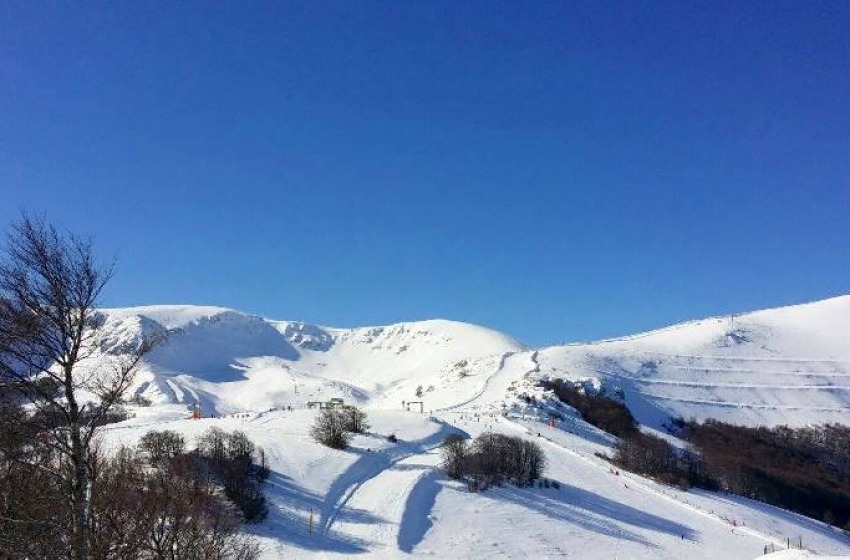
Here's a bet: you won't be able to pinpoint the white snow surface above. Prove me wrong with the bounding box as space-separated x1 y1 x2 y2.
100 304 526 414
536 295 850 428
94 296 850 559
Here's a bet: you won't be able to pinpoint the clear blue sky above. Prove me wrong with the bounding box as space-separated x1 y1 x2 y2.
1 2 848 346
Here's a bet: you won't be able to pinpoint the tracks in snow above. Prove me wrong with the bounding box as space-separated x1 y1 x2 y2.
336 451 443 551
317 423 455 541
436 350 539 413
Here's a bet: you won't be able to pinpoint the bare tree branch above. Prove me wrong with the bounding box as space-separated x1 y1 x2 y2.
0 214 157 560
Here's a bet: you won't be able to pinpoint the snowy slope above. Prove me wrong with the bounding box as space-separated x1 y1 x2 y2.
101 305 526 415
100 405 850 560
535 295 850 427
110 296 850 427
93 296 850 559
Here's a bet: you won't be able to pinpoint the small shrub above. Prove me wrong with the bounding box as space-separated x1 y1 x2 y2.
311 409 352 449
440 433 468 480
342 406 370 434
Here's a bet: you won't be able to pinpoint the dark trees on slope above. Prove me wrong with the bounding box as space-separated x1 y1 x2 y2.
440 432 546 487
544 378 637 438
89 439 261 559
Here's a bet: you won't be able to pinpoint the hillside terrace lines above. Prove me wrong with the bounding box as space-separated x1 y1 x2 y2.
670 367 850 379
644 394 850 412
588 369 850 391
539 350 850 425
638 352 850 365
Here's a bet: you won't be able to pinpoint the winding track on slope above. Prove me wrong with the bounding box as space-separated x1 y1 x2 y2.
318 423 456 540
321 351 533 547
339 450 442 551
433 351 517 412
320 347 834 555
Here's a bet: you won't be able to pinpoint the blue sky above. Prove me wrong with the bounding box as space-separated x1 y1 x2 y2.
1 2 848 346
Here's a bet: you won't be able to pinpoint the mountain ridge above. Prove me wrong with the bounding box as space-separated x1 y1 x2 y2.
100 294 850 427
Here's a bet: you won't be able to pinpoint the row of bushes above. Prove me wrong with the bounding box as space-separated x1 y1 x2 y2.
613 431 713 490
0 412 264 559
678 420 850 529
546 378 850 529
616 419 850 529
142 427 269 522
441 432 546 487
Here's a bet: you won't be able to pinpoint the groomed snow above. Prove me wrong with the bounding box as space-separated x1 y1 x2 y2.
93 296 850 558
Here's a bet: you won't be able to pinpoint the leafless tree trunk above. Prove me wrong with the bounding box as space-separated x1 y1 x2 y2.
0 215 158 560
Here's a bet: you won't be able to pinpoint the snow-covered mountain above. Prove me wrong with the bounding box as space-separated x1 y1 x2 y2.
106 295 850 428
95 296 850 559
535 295 850 428
102 305 526 416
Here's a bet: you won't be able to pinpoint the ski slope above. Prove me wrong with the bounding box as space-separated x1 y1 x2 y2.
95 296 850 558
100 305 525 416
100 403 850 559
535 295 850 427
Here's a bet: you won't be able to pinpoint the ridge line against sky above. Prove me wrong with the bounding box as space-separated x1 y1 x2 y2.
1 2 848 346
103 291 850 350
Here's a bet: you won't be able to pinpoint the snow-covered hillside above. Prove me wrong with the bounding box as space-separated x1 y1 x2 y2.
535 295 850 428
106 296 850 428
102 305 525 416
94 296 850 559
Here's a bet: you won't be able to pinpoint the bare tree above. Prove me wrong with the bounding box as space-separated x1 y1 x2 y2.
342 405 370 434
440 433 468 480
0 396 67 559
0 215 158 560
461 433 546 487
139 429 185 466
310 408 352 449
88 442 260 560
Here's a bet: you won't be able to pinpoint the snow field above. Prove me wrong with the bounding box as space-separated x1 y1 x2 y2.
93 296 850 558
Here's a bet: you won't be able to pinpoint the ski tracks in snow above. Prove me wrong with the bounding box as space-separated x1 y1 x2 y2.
318 423 456 543
337 451 442 552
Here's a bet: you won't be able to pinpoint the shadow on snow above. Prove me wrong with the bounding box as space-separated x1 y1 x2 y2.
249 470 378 554
316 420 464 534
489 482 697 547
397 469 443 552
